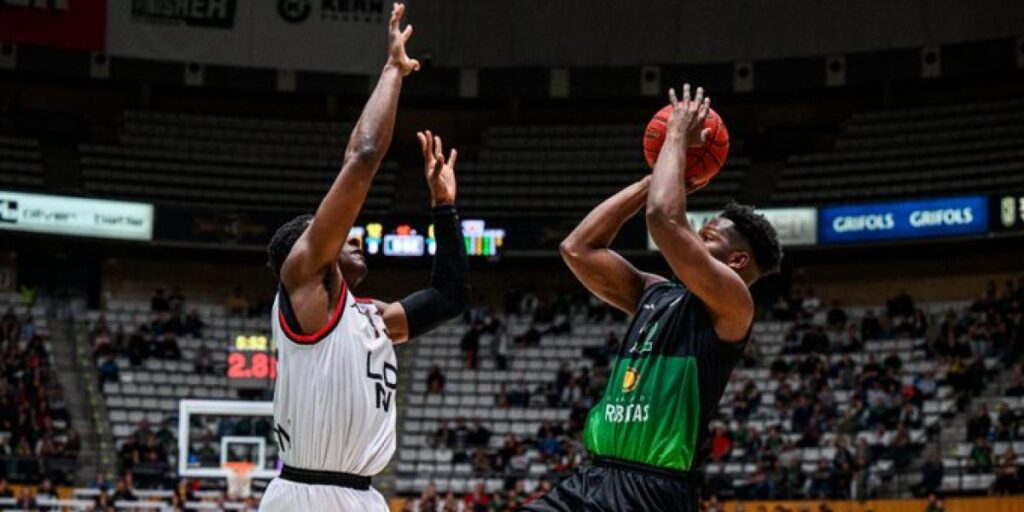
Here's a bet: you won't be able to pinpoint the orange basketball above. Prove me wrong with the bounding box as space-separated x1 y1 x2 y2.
643 105 729 192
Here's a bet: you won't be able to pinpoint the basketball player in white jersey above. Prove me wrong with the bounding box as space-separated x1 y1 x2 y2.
258 4 469 510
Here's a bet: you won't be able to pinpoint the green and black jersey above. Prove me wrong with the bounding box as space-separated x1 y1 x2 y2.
583 280 748 472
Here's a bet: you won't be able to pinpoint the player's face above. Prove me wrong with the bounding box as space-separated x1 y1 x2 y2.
699 218 750 273
338 236 368 287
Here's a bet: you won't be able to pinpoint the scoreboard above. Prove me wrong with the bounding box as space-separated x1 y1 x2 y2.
993 193 1024 232
226 334 277 389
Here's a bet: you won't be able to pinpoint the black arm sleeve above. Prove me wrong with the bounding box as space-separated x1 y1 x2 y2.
399 204 470 339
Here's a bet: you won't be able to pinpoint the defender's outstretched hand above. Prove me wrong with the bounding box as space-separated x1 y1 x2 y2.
387 3 420 76
668 84 711 147
417 130 458 207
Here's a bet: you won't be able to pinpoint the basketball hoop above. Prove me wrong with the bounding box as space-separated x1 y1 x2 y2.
223 461 255 500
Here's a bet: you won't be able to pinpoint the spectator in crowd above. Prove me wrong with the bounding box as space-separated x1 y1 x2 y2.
168 288 185 315
90 472 111 492
965 404 991 441
35 478 55 501
993 446 1020 494
924 493 945 512
968 436 993 474
226 287 249 317
463 483 489 512
461 322 482 369
861 310 882 341
913 451 944 497
427 365 445 394
0 479 12 498
97 355 120 385
112 477 137 502
150 288 170 313
14 488 36 511
826 300 848 328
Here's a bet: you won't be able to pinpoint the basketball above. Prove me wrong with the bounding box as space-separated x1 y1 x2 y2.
643 104 730 191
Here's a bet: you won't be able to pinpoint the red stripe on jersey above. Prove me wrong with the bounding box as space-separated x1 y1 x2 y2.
278 280 348 345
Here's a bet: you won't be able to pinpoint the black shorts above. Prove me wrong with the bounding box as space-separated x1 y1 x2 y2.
519 457 698 512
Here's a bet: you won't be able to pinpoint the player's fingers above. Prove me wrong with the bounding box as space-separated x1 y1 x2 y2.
700 97 711 120
416 131 428 154
682 83 691 105
700 128 711 144
433 135 444 161
409 59 421 72
402 25 413 42
694 87 704 109
448 149 458 170
389 3 400 31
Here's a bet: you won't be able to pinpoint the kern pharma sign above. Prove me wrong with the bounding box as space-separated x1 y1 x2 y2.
647 208 818 250
107 0 387 74
0 191 154 241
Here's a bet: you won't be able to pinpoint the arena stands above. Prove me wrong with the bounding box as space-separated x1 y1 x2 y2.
395 282 1022 508
78 110 399 212
0 291 78 486
457 123 749 215
0 136 44 190
772 98 1024 204
87 290 270 480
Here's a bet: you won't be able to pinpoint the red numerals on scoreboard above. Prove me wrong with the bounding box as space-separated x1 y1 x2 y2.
227 352 278 379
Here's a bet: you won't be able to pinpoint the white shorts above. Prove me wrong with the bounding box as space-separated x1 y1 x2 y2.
259 477 388 512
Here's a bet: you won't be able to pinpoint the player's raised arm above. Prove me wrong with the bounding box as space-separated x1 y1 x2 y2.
560 178 666 315
646 84 753 342
282 3 420 287
379 131 469 343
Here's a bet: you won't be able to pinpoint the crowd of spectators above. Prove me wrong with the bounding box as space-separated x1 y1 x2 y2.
0 305 78 484
92 288 210 385
418 280 1024 504
404 480 553 512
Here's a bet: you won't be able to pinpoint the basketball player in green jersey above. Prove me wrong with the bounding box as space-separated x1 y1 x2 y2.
523 85 782 511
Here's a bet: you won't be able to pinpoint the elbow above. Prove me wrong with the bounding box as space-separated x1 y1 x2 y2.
345 140 381 167
645 205 671 234
558 239 578 262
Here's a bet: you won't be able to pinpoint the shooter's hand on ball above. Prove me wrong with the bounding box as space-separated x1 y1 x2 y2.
668 84 711 148
386 2 420 76
417 130 458 207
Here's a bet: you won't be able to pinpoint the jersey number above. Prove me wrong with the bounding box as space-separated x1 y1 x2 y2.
366 352 398 412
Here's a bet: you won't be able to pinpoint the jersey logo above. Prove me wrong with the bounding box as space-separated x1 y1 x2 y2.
622 367 640 393
352 302 390 339
630 321 659 354
366 351 398 412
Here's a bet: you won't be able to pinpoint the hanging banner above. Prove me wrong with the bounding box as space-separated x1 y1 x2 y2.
0 190 153 241
818 196 989 244
0 0 106 52
647 207 818 250
106 0 386 74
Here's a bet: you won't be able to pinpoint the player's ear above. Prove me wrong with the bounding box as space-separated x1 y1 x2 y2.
726 250 750 271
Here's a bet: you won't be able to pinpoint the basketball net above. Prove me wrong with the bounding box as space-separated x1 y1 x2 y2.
223 461 255 500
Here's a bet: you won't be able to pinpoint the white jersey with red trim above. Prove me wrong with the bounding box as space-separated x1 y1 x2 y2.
270 281 397 476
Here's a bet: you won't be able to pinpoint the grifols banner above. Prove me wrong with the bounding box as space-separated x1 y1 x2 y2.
107 0 388 74
0 0 107 51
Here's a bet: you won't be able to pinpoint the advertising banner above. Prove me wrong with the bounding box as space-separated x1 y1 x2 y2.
0 0 106 51
106 0 386 74
647 208 818 250
818 196 988 244
0 190 153 241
